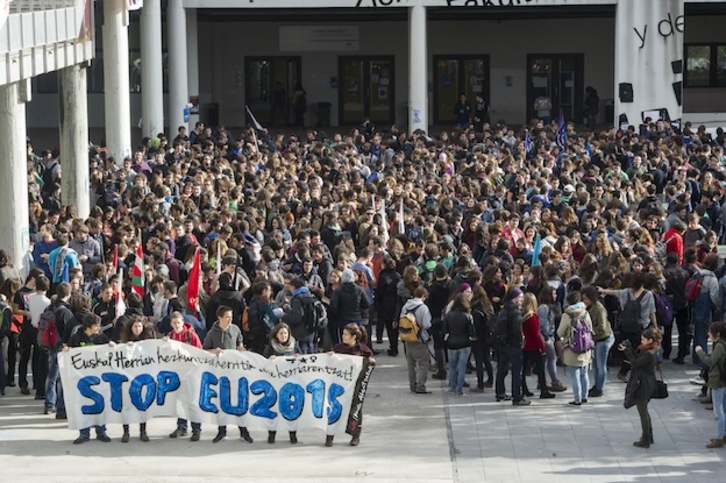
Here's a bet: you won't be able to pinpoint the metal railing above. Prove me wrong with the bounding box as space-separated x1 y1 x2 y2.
9 0 77 13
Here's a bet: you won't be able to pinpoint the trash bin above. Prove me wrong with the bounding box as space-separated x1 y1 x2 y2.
317 102 332 127
201 103 219 127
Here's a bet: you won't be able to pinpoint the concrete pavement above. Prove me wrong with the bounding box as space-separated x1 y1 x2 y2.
1 345 725 482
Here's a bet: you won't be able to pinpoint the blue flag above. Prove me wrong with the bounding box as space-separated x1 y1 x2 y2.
531 234 542 267
556 109 566 149
525 129 534 158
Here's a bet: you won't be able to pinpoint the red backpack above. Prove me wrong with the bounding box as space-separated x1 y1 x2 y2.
684 272 704 303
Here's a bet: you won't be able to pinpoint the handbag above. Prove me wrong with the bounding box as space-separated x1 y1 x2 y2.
652 368 669 399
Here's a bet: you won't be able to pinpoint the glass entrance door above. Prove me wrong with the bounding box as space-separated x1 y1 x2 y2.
527 54 584 124
339 56 395 125
433 56 490 125
245 57 302 126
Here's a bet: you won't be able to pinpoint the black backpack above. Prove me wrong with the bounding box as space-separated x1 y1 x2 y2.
301 297 328 333
493 310 510 347
619 291 646 334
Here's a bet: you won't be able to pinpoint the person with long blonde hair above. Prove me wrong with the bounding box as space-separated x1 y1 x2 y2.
521 292 555 399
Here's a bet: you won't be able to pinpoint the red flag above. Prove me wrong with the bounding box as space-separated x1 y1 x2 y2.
187 247 201 314
112 245 119 274
131 244 145 297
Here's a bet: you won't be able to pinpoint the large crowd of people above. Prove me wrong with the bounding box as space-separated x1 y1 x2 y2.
1 113 726 449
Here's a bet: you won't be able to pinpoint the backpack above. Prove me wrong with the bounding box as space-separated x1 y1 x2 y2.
42 161 59 191
301 297 328 333
398 306 421 343
37 305 59 349
655 234 676 259
619 291 647 334
653 292 674 327
685 272 705 303
566 314 593 353
493 310 510 347
0 303 11 338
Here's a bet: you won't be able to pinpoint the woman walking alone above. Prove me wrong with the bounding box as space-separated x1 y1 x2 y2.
620 327 661 448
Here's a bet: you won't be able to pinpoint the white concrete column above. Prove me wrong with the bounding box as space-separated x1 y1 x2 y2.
408 2 428 133
59 64 90 220
168 0 189 134
140 0 164 138
103 0 132 164
186 7 200 128
0 81 30 273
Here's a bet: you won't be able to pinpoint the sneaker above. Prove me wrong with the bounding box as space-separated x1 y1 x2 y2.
672 357 685 365
169 427 187 438
43 406 55 415
34 394 45 400
55 413 67 420
415 389 433 394
386 349 398 357
706 439 724 448
239 428 253 443
20 385 30 395
432 373 447 380
483 381 493 388
539 392 556 399
73 435 90 445
512 399 531 406
690 376 707 386
617 373 629 383
549 382 568 392
191 430 201 442
212 430 227 443
496 394 512 402
97 433 112 443
588 389 603 398
568 401 582 406
463 382 470 388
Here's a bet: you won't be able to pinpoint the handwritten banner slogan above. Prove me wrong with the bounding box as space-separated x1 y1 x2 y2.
59 340 373 433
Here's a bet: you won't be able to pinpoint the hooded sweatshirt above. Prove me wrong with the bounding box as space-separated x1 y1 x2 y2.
557 302 593 366
401 298 432 342
168 322 202 348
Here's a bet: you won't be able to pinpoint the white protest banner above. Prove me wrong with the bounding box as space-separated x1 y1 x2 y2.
59 339 374 433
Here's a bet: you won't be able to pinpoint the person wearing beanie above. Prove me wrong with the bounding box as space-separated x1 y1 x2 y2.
495 287 529 406
329 268 370 343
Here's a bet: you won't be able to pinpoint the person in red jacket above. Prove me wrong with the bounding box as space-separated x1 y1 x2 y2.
165 311 203 441
521 293 555 399
662 220 685 266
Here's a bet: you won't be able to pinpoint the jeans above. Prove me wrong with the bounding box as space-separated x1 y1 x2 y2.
405 341 430 392
45 349 64 414
593 335 615 391
544 339 560 384
692 294 712 367
471 339 493 387
496 346 523 402
569 365 589 403
299 340 315 355
448 347 471 395
79 425 107 438
177 418 202 432
713 387 726 439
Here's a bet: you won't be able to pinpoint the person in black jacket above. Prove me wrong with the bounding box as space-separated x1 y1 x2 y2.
663 253 690 363
620 327 661 448
205 273 245 331
329 269 369 344
443 287 475 396
47 282 78 419
427 264 451 380
374 256 400 350
494 288 529 406
282 277 318 354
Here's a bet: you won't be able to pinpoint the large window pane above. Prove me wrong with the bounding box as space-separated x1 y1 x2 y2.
686 45 711 87
717 45 726 86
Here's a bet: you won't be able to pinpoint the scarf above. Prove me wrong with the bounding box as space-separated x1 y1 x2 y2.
270 335 297 357
637 341 659 353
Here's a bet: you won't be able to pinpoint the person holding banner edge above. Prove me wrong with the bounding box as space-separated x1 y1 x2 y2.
203 305 254 444
328 323 373 447
165 311 204 442
65 313 113 444
264 322 301 444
